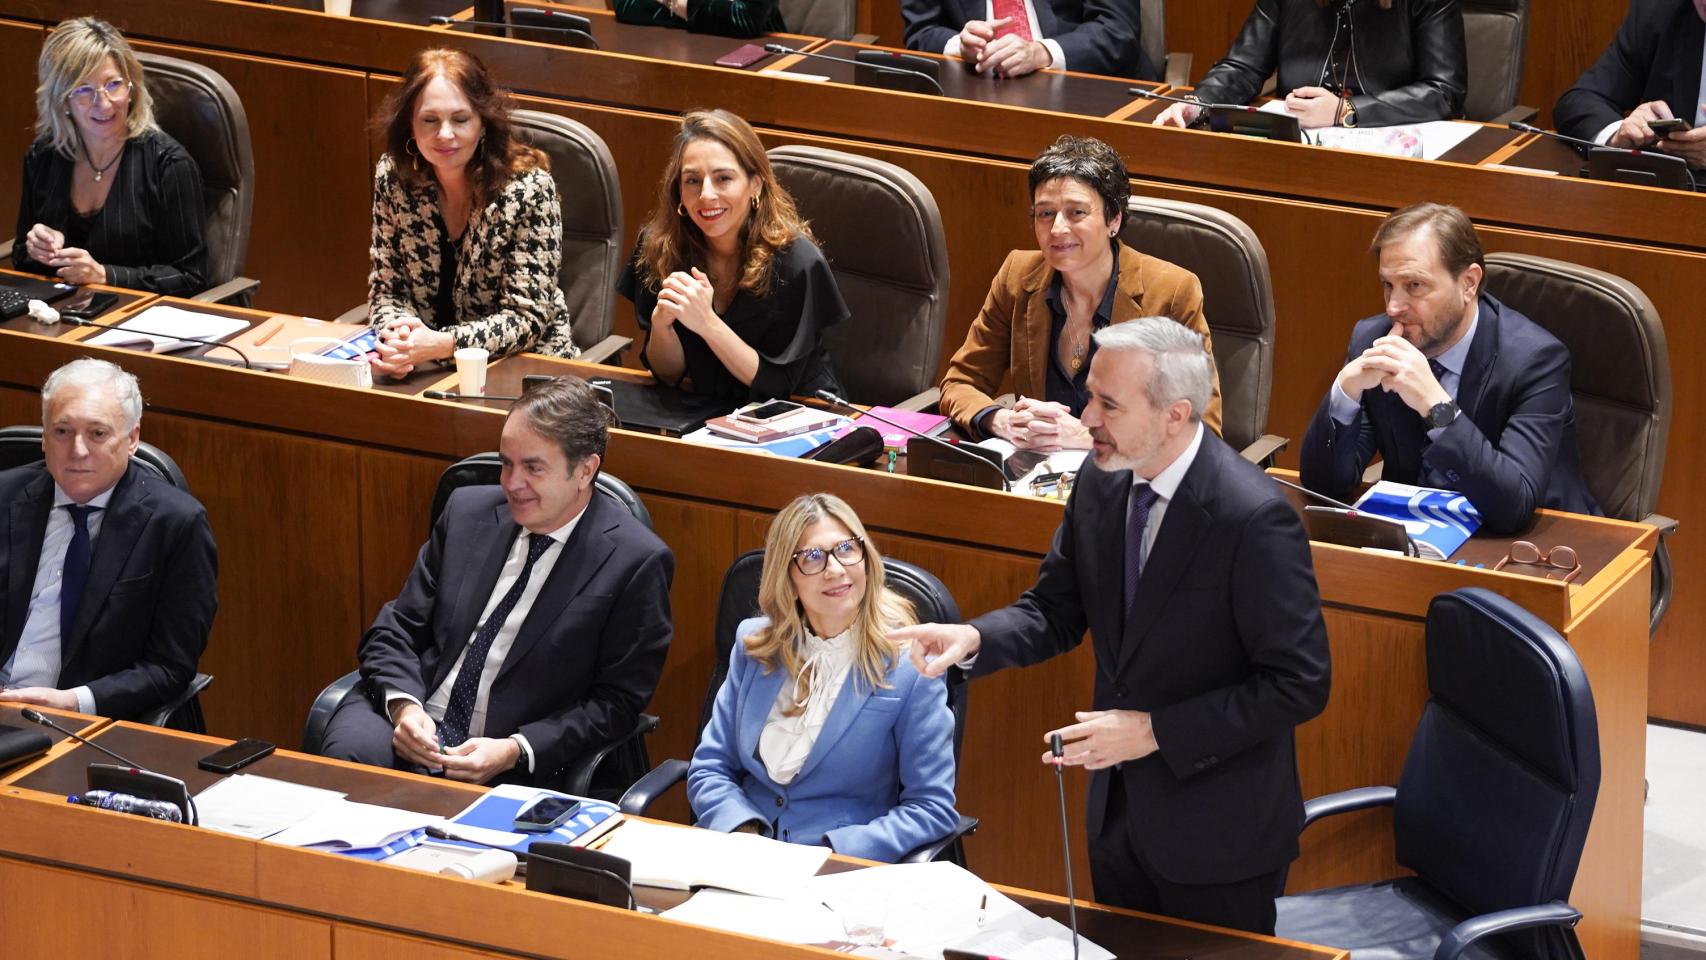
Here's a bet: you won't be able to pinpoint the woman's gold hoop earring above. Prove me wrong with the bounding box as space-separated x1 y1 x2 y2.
405 137 421 171
677 202 689 217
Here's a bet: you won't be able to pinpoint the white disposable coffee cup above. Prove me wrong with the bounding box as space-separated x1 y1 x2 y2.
455 347 489 396
322 0 353 15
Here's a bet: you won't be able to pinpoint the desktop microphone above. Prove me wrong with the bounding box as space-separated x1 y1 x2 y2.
762 44 946 96
1507 121 1603 156
1129 86 1257 117
811 389 1009 491
1050 733 1079 960
1268 474 1357 512
21 708 148 770
428 15 602 50
65 316 254 370
422 390 523 402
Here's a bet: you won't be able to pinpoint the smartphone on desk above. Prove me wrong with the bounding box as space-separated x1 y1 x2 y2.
198 738 276 774
733 399 803 424
57 290 119 321
716 43 769 69
513 795 582 833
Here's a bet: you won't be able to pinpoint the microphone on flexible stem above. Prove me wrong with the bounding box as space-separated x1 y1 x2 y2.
811 389 1009 491
1268 474 1357 512
1506 121 1602 156
1129 86 1256 114
423 390 522 402
1050 733 1080 960
428 15 602 50
21 708 147 769
64 316 254 370
762 44 946 96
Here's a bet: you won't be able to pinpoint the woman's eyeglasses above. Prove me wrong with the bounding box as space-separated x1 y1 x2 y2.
791 537 866 575
67 79 131 108
1493 540 1582 584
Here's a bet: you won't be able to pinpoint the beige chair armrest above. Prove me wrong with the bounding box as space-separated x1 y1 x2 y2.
576 333 633 366
1163 52 1192 88
334 303 370 324
191 276 261 304
893 387 940 413
849 32 878 44
1238 434 1288 466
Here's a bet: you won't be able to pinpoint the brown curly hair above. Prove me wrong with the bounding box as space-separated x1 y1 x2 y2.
377 47 545 207
633 109 812 298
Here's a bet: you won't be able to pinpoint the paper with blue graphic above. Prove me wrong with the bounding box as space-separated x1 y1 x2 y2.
1353 481 1482 560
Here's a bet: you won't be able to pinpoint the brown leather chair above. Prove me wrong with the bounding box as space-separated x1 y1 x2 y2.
1484 252 1675 632
511 109 630 363
767 145 949 408
1118 197 1287 464
134 52 259 305
1462 0 1534 123
1138 0 1191 86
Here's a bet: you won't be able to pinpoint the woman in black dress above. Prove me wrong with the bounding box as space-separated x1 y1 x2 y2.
14 17 206 295
619 109 847 404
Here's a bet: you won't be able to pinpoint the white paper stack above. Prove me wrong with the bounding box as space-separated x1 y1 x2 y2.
596 820 830 898
84 304 248 353
193 775 346 839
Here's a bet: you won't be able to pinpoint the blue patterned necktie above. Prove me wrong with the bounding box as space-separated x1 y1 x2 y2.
60 505 100 642
1420 358 1450 484
1123 483 1160 619
437 533 553 748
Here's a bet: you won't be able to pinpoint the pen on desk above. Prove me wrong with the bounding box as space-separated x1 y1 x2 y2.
253 320 282 346
977 893 987 927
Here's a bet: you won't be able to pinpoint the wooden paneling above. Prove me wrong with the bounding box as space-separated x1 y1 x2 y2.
0 20 43 241
0 861 330 958
127 40 373 319
357 448 453 625
139 410 365 746
334 926 522 960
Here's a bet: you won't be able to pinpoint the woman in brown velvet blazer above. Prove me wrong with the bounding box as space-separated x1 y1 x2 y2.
938 136 1221 450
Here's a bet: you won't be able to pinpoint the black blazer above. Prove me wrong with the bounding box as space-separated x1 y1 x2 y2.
1554 0 1706 143
0 462 218 720
1298 294 1602 535
970 432 1331 885
1192 0 1467 126
12 130 208 296
356 487 675 780
900 0 1153 79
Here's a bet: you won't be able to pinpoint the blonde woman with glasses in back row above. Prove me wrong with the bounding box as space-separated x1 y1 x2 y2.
15 17 207 295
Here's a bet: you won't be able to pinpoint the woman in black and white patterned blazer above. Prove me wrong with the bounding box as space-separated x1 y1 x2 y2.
366 48 572 379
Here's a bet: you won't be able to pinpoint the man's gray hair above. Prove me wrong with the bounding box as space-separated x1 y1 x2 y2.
1093 317 1213 423
41 357 143 432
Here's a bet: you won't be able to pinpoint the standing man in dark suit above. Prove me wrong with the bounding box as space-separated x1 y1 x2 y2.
896 317 1330 934
1298 203 1601 534
902 0 1150 79
0 358 217 721
1554 0 1706 168
320 376 674 786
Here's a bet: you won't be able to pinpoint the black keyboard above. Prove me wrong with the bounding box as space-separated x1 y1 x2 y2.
0 287 30 320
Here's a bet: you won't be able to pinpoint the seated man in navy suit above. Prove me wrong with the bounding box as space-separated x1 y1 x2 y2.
1554 0 1706 169
901 0 1150 79
320 376 674 785
1299 202 1601 535
0 358 217 720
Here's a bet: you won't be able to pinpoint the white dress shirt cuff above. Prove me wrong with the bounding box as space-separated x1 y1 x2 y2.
1328 383 1362 425
73 685 95 716
510 734 535 773
944 34 963 58
1593 119 1622 145
1041 38 1064 70
383 688 422 723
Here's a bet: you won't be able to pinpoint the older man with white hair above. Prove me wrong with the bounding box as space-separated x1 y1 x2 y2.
895 317 1330 934
0 357 217 720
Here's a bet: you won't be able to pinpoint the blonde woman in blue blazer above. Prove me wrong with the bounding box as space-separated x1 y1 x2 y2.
686 493 959 863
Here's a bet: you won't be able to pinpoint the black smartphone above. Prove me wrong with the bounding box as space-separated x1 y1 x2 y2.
58 291 119 321
513 795 582 833
1649 117 1690 136
197 738 276 774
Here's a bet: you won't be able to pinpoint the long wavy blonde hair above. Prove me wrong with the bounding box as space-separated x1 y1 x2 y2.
744 494 915 708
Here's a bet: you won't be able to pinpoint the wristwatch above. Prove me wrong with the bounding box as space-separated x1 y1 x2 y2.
1427 400 1459 429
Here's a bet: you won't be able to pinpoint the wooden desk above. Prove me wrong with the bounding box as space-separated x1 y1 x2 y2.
0 704 110 785
0 722 1348 960
0 269 155 336
0 307 1653 960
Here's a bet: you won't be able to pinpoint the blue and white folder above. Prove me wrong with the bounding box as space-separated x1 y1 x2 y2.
1352 481 1482 560
438 783 623 855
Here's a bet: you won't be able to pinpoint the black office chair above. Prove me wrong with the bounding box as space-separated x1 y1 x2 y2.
300 454 657 799
1275 588 1599 960
0 425 213 732
618 549 980 866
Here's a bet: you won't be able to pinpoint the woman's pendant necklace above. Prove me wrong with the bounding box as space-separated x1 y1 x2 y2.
85 143 122 182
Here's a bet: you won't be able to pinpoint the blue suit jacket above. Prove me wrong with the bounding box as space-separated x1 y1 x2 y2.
0 462 217 720
900 0 1152 79
1299 293 1601 535
687 617 959 863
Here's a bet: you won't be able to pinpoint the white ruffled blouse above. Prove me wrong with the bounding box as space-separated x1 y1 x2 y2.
757 626 854 785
